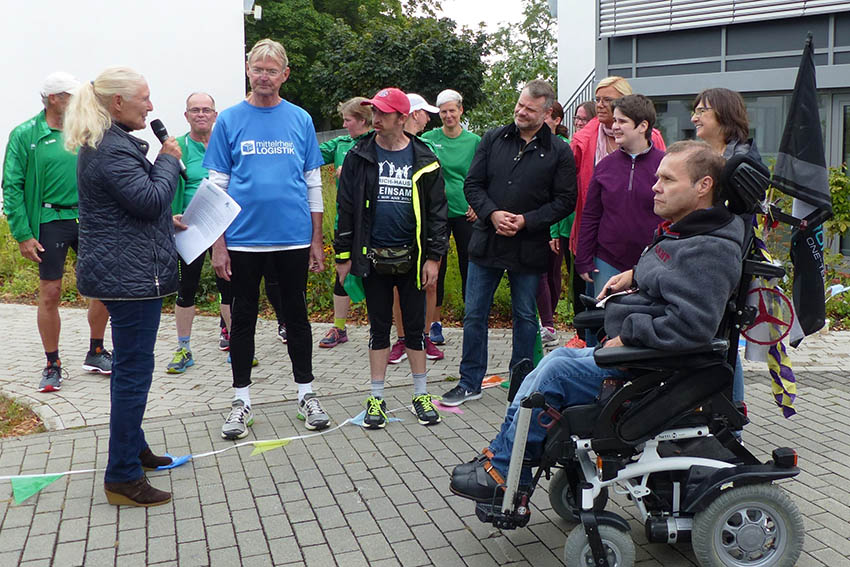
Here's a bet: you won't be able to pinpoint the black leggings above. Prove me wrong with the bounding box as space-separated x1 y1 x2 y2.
263 255 285 324
436 216 475 305
176 249 232 308
363 268 425 351
229 249 313 387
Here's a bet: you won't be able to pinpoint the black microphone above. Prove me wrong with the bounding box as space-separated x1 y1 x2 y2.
150 119 188 181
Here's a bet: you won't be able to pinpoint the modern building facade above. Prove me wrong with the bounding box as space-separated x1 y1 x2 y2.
562 1 850 170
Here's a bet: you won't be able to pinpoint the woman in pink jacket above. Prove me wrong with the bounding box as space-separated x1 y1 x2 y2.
566 77 666 346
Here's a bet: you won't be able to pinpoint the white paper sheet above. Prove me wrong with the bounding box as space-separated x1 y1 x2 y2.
174 179 241 264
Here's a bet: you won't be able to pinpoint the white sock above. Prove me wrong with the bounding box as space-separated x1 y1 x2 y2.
371 380 385 399
413 372 428 396
297 382 313 403
234 386 251 408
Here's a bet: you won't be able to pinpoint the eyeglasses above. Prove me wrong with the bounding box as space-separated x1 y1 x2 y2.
692 106 714 117
187 107 215 115
574 116 589 124
250 67 282 77
594 96 616 106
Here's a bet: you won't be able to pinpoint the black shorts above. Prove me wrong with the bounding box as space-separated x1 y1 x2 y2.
37 219 79 281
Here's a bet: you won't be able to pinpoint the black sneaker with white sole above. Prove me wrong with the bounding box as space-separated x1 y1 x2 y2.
440 385 482 407
82 349 113 374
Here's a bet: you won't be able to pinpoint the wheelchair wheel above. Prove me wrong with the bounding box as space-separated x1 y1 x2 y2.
549 468 609 522
692 483 804 567
564 523 635 567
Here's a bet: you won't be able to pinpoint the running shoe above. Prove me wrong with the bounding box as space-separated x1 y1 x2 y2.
221 399 254 440
540 326 557 346
166 348 194 374
412 393 441 426
319 327 348 348
297 393 330 430
362 396 388 429
440 385 482 407
429 321 445 345
424 337 444 360
38 361 64 393
388 339 407 364
82 348 113 374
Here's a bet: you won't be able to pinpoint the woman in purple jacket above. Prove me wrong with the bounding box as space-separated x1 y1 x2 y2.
575 95 664 323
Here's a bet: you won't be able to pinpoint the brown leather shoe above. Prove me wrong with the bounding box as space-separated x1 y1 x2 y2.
140 448 172 471
104 476 171 507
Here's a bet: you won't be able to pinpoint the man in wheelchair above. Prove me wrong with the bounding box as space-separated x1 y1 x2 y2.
449 140 804 567
451 140 745 502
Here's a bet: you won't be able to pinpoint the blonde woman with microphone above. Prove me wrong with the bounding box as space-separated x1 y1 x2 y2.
64 67 182 507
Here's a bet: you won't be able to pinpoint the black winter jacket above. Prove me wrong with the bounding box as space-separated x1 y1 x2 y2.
334 132 448 287
76 124 181 300
464 123 577 273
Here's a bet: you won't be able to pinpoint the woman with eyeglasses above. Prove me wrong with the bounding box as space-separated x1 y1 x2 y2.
691 87 764 429
691 87 755 159
572 100 595 134
566 77 667 346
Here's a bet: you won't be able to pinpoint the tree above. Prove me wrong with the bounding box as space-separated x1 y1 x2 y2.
311 16 486 125
244 0 336 122
244 0 483 130
465 0 557 133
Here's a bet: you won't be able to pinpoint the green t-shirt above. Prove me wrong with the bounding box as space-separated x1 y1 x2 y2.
37 128 78 223
181 136 209 211
421 128 480 218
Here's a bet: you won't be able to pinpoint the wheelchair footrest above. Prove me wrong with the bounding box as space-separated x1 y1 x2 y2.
475 502 531 529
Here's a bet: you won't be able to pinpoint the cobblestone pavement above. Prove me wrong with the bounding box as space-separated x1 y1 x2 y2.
1 303 849 566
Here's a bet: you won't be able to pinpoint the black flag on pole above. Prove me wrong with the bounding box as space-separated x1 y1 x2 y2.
771 34 833 339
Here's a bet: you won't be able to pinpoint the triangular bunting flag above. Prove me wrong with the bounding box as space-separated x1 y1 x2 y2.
250 439 291 456
11 474 64 504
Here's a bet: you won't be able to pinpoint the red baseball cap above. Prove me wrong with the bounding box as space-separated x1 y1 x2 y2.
362 87 410 114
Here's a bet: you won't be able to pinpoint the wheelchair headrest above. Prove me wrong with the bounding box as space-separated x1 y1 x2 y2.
720 153 770 215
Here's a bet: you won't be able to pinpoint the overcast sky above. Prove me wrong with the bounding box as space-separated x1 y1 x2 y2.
437 0 524 32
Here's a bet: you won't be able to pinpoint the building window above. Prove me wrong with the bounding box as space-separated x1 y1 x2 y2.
652 93 828 162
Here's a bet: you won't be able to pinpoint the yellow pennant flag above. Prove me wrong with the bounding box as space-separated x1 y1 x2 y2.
250 439 291 456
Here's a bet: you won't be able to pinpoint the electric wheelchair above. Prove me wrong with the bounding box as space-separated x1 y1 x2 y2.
462 154 805 567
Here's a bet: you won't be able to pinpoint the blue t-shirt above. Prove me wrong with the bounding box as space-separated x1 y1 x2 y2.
371 143 416 247
203 99 324 247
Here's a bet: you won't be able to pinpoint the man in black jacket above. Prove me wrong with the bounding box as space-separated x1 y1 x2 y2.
334 87 448 429
442 80 577 406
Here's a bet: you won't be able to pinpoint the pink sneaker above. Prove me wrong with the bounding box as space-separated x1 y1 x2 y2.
424 337 444 360
388 339 407 364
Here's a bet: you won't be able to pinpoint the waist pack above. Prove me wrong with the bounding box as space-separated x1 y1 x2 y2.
368 246 414 275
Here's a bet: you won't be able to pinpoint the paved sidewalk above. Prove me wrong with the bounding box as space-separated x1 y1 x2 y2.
1 303 849 566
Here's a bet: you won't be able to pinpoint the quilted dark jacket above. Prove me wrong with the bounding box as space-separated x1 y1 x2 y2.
75 124 181 300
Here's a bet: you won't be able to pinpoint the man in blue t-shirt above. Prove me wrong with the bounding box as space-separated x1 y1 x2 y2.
204 38 330 438
334 87 448 430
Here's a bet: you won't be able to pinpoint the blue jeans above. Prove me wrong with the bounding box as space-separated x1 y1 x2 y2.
489 347 629 484
733 357 744 404
103 299 161 483
585 257 621 346
459 262 540 393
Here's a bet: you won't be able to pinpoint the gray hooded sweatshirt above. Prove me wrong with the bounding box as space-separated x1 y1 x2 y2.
604 206 745 351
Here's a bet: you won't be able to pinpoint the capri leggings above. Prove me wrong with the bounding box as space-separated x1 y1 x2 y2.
176 248 232 308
